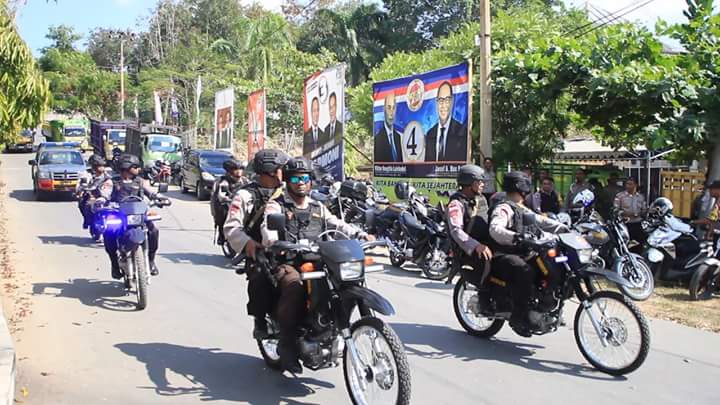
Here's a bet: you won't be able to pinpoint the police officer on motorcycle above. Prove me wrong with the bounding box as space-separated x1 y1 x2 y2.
211 159 249 246
224 149 289 342
488 171 567 336
78 154 112 230
103 154 167 279
260 157 374 373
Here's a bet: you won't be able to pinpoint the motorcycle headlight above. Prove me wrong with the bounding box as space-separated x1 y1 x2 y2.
339 261 364 281
127 214 144 226
577 248 593 264
202 172 215 182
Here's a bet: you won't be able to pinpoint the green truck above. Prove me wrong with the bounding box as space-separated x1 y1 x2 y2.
125 123 183 168
42 118 90 151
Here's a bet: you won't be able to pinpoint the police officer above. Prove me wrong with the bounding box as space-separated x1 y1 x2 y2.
489 171 567 336
224 149 289 342
613 176 647 245
261 157 373 373
446 164 493 288
78 154 112 231
211 159 249 246
103 154 167 279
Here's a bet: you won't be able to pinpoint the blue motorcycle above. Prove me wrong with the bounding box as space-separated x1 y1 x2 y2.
95 194 171 309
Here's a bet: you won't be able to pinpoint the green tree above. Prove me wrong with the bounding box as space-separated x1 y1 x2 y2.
44 24 81 52
0 0 49 143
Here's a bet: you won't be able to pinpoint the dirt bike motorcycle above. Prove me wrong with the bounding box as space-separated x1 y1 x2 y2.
95 190 171 310
452 212 651 376
245 214 411 404
77 175 113 242
689 230 720 300
375 186 452 280
312 178 389 233
568 191 654 301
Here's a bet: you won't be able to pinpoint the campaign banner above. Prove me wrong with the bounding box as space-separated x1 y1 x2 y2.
303 64 345 180
247 88 266 161
214 87 234 150
372 62 471 198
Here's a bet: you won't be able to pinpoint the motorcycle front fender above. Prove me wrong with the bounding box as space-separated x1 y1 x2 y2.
646 247 664 263
705 258 720 267
340 285 395 316
122 227 146 249
581 265 634 288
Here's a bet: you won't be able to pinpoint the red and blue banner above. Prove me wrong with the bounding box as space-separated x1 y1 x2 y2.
372 62 471 200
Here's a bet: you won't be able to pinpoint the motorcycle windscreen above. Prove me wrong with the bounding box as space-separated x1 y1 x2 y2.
317 240 365 264
119 201 149 216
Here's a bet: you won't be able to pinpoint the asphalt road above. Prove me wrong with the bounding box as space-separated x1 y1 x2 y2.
1 152 719 405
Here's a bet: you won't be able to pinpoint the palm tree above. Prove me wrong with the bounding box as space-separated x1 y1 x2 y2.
239 13 294 84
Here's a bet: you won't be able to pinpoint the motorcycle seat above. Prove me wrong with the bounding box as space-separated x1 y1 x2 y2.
400 211 425 233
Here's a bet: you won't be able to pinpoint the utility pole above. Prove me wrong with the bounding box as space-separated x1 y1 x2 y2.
478 0 492 159
120 38 125 120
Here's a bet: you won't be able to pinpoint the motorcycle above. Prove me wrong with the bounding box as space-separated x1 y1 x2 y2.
247 214 411 404
642 205 714 283
312 177 388 233
76 175 113 242
452 212 650 376
569 191 654 301
145 159 172 186
688 230 720 300
95 189 171 310
375 186 452 280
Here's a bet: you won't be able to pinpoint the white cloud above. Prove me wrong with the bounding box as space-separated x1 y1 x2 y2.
564 0 719 28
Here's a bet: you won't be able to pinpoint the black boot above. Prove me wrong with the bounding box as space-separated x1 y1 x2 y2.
253 317 269 340
150 261 159 276
509 312 533 338
278 339 302 374
111 259 122 280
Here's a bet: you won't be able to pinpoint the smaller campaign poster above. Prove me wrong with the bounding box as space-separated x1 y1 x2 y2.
214 87 234 150
247 89 266 161
302 64 345 180
372 61 472 202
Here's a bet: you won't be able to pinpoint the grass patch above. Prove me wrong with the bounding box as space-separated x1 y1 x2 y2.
636 285 720 333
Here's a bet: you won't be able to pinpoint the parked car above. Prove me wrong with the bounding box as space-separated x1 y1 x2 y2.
28 143 86 200
180 149 234 200
6 129 35 153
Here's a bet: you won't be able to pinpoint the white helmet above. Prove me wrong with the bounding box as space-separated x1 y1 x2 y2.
572 189 595 208
649 197 673 216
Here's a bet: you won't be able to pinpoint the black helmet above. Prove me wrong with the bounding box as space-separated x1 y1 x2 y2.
284 157 313 175
253 149 289 175
502 171 532 195
118 154 141 170
457 164 485 186
88 154 106 167
222 159 243 172
394 181 410 200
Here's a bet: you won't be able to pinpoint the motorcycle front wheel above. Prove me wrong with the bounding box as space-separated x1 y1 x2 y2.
421 247 450 280
617 256 654 301
574 290 650 375
689 263 720 301
133 248 148 310
256 318 281 370
343 317 411 405
453 279 504 337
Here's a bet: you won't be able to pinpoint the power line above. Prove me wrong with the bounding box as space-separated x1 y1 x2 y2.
562 0 643 37
575 0 657 38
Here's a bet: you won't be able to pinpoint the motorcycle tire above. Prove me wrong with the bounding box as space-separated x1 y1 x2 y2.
133 248 148 310
343 316 411 405
617 256 654 301
256 317 281 370
689 263 719 301
389 250 406 267
453 279 504 338
421 249 451 281
573 290 650 376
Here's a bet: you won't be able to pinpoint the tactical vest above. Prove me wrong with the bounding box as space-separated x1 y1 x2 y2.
488 199 527 255
242 182 279 243
281 197 325 243
111 177 144 202
449 192 490 244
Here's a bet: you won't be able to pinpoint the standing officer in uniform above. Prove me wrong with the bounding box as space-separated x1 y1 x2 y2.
613 176 647 245
224 149 289 340
261 157 373 373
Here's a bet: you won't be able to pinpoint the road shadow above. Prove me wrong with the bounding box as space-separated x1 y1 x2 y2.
8 189 36 202
413 281 453 290
116 342 333 404
391 322 626 381
38 235 94 247
161 252 231 268
32 278 137 312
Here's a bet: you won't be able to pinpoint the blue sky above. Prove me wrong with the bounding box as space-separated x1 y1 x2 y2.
15 0 714 56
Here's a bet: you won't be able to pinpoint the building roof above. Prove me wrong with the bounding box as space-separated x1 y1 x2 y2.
555 137 647 160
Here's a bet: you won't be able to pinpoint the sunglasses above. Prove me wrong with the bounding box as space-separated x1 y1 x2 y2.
289 174 311 184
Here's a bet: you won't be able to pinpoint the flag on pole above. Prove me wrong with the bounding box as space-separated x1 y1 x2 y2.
195 76 202 125
154 91 163 124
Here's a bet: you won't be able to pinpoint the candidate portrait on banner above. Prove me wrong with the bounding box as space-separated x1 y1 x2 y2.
425 81 468 162
325 92 343 142
303 96 327 155
374 92 403 163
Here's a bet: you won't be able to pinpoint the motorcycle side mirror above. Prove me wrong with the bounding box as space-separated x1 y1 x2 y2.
267 213 286 231
28 159 36 166
157 183 169 193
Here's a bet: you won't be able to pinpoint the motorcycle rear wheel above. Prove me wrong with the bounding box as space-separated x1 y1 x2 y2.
343 317 411 405
133 248 148 310
453 279 504 337
574 290 650 375
689 263 719 301
617 256 654 301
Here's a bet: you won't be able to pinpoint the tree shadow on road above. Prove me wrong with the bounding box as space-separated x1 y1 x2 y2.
37 235 95 247
391 322 626 381
160 252 232 269
115 342 333 404
32 278 137 312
